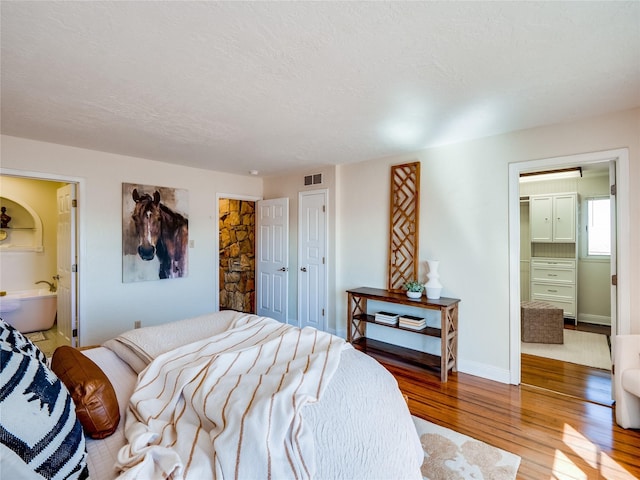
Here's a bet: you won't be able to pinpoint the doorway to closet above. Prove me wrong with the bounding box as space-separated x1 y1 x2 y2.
519 164 612 405
509 148 631 406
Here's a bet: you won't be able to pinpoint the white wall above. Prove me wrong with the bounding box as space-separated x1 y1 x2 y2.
335 107 640 383
2 107 638 383
1 135 262 346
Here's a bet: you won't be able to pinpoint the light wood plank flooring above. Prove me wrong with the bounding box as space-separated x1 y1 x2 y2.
376 358 640 479
522 322 613 406
522 353 613 407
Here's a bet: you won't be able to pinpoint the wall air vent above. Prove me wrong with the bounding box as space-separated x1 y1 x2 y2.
304 173 323 186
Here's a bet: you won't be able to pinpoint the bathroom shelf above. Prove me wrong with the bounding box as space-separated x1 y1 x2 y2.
0 196 43 251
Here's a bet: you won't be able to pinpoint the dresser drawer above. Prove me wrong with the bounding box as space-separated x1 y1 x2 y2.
530 293 575 318
531 282 575 300
531 258 576 269
531 266 575 284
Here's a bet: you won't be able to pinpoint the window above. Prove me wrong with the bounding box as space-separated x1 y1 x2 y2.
586 197 611 256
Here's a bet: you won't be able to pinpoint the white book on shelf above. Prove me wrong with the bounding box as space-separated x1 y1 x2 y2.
399 317 425 323
375 311 399 324
375 318 398 326
399 314 426 329
399 324 426 329
375 311 399 319
377 320 398 326
399 321 427 330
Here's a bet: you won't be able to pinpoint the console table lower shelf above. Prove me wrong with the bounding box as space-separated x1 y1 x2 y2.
351 337 447 373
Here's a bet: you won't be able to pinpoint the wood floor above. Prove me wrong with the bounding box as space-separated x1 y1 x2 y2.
522 322 613 407
376 357 640 479
521 353 613 407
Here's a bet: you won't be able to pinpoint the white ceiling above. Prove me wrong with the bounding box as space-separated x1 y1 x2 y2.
1 2 639 177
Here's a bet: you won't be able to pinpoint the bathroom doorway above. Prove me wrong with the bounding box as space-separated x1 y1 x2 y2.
0 173 80 354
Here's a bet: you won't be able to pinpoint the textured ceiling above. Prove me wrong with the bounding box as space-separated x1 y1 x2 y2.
1 2 639 177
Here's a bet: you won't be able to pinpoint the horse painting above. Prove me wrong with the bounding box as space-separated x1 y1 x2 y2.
129 188 189 280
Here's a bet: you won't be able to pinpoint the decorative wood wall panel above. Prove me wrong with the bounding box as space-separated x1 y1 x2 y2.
387 162 420 291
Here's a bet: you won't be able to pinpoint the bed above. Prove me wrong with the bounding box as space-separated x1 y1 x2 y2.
1 311 423 479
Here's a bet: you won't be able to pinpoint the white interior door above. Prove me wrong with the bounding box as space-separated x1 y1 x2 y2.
298 190 327 331
56 184 77 347
256 198 289 323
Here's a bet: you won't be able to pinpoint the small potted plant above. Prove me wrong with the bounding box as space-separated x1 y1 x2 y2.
403 280 424 300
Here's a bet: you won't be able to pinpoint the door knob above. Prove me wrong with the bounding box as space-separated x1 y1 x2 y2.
300 267 307 272
277 267 287 272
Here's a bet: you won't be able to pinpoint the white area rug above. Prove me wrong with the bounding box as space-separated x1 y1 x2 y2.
521 329 611 370
413 416 520 480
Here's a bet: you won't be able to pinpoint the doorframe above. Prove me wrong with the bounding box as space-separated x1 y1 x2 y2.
508 148 630 384
297 188 329 332
0 167 85 344
214 192 261 312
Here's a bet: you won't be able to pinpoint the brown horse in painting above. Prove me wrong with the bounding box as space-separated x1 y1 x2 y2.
131 189 188 279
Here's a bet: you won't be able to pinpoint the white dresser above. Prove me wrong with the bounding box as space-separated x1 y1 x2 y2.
530 257 577 321
528 191 578 323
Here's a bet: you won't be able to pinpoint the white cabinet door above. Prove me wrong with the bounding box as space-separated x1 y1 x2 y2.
529 193 576 243
530 196 553 242
553 194 576 242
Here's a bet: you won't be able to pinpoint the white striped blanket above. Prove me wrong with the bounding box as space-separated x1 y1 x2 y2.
115 314 346 480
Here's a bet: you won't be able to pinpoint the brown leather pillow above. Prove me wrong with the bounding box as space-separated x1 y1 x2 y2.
51 346 120 439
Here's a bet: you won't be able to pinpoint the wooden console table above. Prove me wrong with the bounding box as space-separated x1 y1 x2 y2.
347 287 460 382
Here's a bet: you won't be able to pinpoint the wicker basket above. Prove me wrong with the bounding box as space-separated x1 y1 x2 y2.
521 301 564 344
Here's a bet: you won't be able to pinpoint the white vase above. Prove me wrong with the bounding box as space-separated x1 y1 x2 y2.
406 290 422 300
425 260 442 299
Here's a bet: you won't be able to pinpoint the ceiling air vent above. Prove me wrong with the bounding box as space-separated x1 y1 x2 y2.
304 173 323 186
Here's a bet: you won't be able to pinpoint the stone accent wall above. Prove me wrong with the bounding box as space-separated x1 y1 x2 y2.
219 199 255 313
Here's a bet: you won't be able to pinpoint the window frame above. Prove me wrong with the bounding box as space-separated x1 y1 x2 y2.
582 195 611 259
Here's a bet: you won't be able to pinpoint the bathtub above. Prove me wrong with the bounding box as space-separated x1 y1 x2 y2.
0 289 57 333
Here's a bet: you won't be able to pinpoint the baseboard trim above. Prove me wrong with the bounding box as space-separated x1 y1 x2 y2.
457 359 511 385
578 313 611 326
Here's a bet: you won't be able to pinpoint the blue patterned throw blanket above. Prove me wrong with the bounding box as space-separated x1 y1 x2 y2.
0 319 89 479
